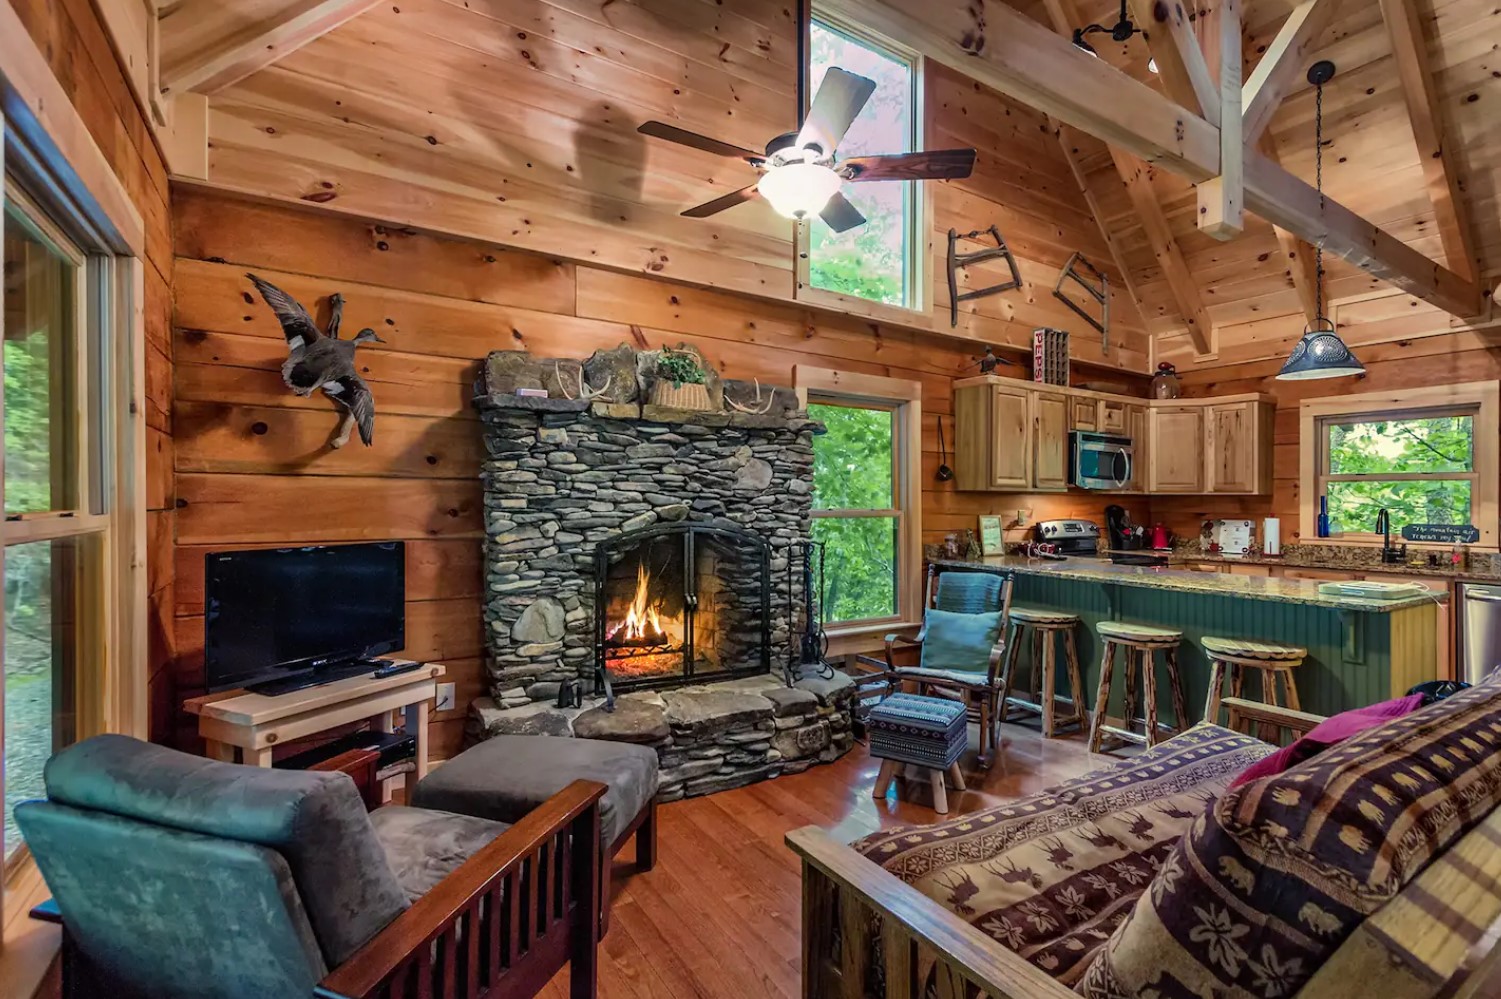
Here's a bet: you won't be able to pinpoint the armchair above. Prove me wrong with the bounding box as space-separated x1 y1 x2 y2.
872 564 1014 768
17 734 603 999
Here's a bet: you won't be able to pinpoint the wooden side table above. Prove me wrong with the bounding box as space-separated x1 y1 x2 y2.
183 661 444 784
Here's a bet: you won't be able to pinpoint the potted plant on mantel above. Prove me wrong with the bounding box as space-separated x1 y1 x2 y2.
649 347 713 410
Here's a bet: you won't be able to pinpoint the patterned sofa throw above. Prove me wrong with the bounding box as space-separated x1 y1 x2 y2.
1081 673 1501 999
855 725 1274 986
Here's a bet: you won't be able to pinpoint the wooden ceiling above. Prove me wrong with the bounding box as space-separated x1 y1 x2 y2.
145 0 1501 372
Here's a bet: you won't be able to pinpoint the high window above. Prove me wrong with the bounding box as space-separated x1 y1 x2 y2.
1301 383 1499 547
805 14 920 310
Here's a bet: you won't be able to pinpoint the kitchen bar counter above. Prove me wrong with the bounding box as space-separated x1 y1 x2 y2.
932 556 1449 611
928 555 1443 718
1153 551 1501 583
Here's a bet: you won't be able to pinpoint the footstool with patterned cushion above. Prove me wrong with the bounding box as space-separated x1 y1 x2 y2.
867 692 969 813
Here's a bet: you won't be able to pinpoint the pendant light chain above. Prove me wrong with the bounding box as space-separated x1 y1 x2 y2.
1314 79 1325 323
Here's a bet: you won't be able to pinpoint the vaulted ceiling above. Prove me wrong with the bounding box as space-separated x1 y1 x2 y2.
149 0 1501 371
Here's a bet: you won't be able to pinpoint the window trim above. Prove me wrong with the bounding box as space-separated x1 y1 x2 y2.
0 13 150 977
795 7 933 321
1298 382 1500 550
794 366 922 636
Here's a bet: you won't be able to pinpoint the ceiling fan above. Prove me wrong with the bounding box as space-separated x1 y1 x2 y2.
637 67 977 233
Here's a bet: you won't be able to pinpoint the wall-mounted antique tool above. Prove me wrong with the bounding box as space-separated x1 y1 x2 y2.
947 226 1022 327
1053 252 1110 351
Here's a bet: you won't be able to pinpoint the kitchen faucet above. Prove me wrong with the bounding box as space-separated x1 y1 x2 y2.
1374 508 1407 564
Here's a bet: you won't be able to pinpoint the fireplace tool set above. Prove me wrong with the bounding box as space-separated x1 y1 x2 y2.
786 541 835 686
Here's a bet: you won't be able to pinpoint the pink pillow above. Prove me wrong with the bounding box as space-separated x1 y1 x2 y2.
1228 693 1426 788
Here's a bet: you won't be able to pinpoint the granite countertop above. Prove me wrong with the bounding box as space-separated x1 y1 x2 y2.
1158 550 1501 583
930 556 1450 611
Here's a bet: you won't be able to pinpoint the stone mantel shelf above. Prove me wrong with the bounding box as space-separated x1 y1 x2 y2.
473 391 827 435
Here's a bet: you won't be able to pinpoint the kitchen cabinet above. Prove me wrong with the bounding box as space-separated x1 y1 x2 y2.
951 376 1272 497
1069 397 1098 432
1100 399 1128 434
1033 392 1070 491
1148 407 1205 493
1206 401 1273 494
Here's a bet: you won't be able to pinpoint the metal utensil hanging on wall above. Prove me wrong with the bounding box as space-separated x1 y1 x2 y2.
936 416 955 481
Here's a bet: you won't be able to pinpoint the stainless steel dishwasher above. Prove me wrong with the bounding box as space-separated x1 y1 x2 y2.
1459 584 1501 682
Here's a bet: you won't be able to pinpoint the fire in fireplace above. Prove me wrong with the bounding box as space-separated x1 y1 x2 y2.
594 523 771 693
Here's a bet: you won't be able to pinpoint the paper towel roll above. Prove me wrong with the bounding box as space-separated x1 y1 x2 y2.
1263 517 1281 556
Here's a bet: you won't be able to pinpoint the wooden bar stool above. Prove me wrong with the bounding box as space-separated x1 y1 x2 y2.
998 607 1087 737
1202 637 1306 736
1088 621 1188 752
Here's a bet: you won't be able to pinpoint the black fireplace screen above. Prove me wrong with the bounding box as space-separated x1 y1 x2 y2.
594 523 771 691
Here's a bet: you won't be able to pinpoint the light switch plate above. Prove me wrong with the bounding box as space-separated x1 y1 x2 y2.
435 682 456 712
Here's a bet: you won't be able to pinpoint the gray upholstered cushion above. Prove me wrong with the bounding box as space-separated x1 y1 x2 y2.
934 570 1006 613
370 805 512 901
43 735 408 968
412 735 658 849
16 800 326 999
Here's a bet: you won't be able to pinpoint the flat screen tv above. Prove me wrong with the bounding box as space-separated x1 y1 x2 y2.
204 542 406 692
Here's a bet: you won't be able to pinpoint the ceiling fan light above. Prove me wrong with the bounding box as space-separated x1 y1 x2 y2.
757 161 841 220
1276 321 1366 380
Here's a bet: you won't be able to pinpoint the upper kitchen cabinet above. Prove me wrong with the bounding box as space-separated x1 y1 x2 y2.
1032 391 1070 491
954 379 1067 493
1148 406 1206 493
1206 400 1275 494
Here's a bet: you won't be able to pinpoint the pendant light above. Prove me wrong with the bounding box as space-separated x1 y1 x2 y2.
1277 61 1366 381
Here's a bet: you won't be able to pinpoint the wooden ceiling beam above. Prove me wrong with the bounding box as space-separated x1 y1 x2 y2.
1261 141 1321 325
1042 0 1215 354
1197 0 1244 240
161 0 382 97
1129 0 1218 124
1378 0 1482 285
1242 0 1342 146
824 0 1482 321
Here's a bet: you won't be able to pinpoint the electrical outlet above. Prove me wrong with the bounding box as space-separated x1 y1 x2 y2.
435 682 456 712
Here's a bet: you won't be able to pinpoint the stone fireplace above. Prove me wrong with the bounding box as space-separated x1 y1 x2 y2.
466 343 856 801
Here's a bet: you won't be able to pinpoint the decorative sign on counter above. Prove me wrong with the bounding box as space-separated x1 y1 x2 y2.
1401 524 1480 544
978 515 1005 555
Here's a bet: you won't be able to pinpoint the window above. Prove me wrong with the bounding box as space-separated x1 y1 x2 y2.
1301 384 1500 547
2 184 111 874
799 366 922 631
805 14 920 310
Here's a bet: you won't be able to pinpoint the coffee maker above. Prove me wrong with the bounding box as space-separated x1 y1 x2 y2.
1105 505 1169 566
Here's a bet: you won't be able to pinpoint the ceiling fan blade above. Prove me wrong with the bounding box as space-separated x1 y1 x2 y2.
681 184 761 218
840 148 978 182
818 190 866 233
637 121 763 163
795 67 876 156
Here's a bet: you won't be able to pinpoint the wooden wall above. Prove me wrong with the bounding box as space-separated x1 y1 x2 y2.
1151 329 1501 542
187 0 1153 370
167 185 1147 759
4 0 176 746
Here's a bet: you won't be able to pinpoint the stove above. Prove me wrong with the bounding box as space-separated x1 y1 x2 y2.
1032 520 1101 557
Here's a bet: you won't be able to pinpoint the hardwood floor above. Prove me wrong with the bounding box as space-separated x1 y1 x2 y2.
541 720 1119 998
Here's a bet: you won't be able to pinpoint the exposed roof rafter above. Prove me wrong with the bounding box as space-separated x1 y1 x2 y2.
1197 0 1245 240
819 0 1482 321
1130 0 1218 124
161 0 382 97
1378 0 1483 285
1242 0 1343 146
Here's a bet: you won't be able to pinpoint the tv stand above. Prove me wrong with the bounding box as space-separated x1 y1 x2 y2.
184 661 444 785
245 658 392 697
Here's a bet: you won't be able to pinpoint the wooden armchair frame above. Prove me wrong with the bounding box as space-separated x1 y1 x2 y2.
866 564 1016 768
35 779 607 999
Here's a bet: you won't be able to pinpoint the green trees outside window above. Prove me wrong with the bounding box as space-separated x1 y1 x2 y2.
1322 415 1475 536
810 402 899 623
807 18 915 308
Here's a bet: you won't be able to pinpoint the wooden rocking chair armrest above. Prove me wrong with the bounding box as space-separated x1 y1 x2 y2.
1219 698 1326 738
786 826 1077 999
884 631 922 671
315 779 607 999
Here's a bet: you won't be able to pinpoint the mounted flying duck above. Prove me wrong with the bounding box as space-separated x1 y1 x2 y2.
245 273 383 449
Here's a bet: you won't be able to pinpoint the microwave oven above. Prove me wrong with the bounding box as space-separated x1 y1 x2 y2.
1070 430 1133 490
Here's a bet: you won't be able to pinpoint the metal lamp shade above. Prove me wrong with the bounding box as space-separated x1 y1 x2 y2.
1276 320 1366 380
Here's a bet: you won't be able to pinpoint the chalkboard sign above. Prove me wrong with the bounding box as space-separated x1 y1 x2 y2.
1401 523 1480 544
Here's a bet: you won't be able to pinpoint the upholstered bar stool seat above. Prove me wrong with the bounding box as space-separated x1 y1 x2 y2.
998 607 1087 738
1202 637 1307 735
1088 622 1188 752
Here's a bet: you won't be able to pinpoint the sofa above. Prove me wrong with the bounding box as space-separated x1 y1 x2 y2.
788 689 1501 998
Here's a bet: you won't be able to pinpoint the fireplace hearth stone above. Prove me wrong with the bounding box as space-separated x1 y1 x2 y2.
466 672 855 802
